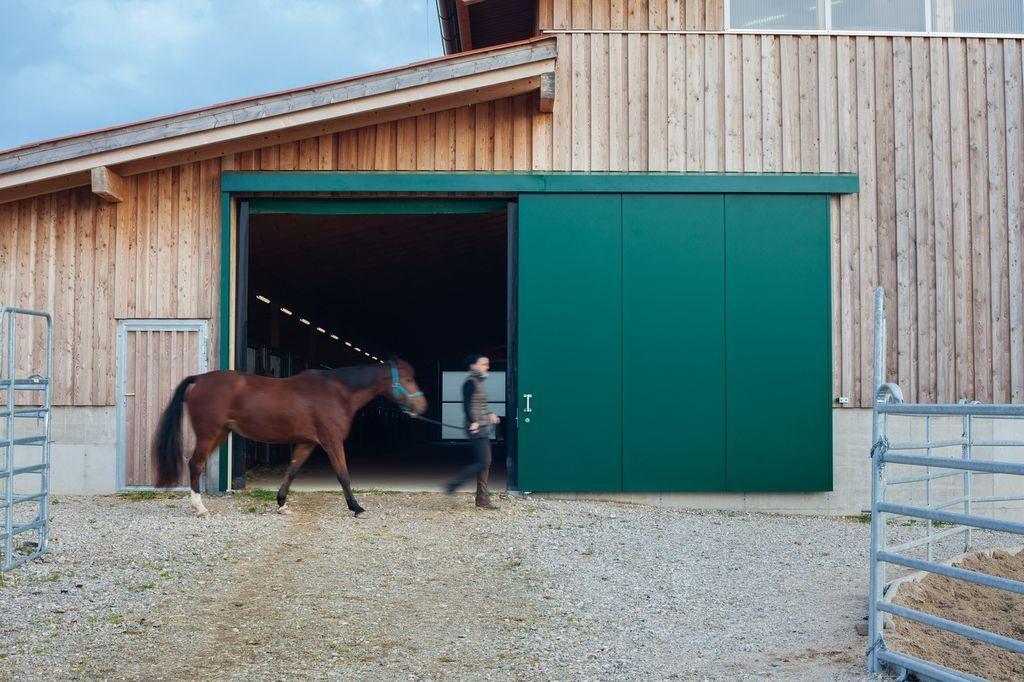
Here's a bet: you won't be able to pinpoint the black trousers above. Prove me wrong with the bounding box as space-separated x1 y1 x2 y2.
448 435 492 505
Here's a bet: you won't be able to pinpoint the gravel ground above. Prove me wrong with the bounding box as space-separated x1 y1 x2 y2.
1 492 900 680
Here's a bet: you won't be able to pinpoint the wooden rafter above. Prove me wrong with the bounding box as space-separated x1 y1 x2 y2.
456 0 473 51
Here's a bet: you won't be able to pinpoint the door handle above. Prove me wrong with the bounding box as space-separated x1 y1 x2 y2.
523 393 533 413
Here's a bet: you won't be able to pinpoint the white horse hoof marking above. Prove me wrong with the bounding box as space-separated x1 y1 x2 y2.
278 504 293 516
189 491 211 518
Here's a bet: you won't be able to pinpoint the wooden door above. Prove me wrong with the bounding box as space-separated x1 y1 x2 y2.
118 322 208 489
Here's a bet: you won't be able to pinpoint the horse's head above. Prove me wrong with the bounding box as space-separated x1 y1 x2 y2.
387 358 427 416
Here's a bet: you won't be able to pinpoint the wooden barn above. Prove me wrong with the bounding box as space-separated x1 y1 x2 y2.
0 0 1021 514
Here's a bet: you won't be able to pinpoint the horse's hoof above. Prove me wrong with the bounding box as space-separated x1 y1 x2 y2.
196 510 211 519
278 504 293 516
353 508 367 518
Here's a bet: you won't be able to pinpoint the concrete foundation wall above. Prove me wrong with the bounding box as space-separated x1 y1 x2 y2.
50 407 118 494
10 406 119 495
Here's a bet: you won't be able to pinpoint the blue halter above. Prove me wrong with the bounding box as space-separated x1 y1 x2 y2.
390 361 423 410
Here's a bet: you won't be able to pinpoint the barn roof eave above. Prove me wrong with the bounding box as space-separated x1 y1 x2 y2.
0 36 556 205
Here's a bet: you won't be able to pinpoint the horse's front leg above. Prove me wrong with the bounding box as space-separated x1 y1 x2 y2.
323 440 365 517
276 443 315 515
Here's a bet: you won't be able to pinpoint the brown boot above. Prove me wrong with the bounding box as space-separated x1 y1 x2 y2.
475 469 497 509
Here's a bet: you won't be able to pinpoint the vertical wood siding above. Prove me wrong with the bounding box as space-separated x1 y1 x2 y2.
0 160 221 405
235 95 536 173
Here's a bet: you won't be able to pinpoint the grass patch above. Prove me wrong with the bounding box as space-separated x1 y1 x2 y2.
133 582 156 591
352 487 398 495
117 490 182 502
242 488 277 502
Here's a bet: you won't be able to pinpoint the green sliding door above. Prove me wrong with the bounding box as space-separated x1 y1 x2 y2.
516 192 831 493
622 194 726 491
724 194 832 491
517 194 623 491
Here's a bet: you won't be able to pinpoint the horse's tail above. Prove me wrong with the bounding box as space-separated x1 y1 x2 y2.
154 375 198 488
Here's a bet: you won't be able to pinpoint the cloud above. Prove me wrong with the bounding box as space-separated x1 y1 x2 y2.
0 0 442 149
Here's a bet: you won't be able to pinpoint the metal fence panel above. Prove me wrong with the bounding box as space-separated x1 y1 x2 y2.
0 307 52 573
867 288 1024 679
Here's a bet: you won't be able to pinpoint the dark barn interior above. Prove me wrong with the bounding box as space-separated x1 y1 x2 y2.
240 205 509 492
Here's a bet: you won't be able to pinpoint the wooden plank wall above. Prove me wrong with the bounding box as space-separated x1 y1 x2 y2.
0 160 221 405
233 95 536 172
535 0 1024 407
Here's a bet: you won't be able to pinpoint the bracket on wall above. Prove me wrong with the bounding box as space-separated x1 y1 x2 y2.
539 72 555 113
90 166 126 203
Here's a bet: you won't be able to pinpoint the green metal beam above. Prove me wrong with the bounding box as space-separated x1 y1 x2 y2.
248 198 509 215
218 191 231 493
222 171 859 195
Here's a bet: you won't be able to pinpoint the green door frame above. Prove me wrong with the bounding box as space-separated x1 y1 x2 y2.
217 171 859 492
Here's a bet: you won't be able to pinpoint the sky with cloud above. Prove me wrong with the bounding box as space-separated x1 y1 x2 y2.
0 0 443 150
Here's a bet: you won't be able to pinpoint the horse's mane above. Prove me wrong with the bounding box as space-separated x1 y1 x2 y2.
322 364 384 391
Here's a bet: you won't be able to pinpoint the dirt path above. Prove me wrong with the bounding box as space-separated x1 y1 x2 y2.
129 493 558 680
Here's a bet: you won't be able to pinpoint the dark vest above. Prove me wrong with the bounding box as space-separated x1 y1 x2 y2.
466 374 491 426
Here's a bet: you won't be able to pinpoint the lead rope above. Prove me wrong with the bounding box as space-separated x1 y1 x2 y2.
404 412 468 430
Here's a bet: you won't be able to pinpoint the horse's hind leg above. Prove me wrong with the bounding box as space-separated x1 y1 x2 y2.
323 441 365 517
188 429 227 518
276 443 315 515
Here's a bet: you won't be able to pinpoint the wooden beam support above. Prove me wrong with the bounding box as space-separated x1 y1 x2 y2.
539 71 555 112
90 166 126 202
456 0 473 51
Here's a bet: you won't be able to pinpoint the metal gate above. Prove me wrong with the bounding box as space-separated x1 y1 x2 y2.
867 289 1024 679
0 307 53 573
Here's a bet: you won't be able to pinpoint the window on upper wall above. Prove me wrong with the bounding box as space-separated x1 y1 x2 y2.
831 0 927 32
726 0 1024 35
728 0 821 30
937 0 1024 34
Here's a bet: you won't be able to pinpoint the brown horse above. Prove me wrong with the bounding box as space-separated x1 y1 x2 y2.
152 359 427 517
